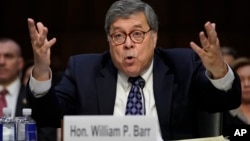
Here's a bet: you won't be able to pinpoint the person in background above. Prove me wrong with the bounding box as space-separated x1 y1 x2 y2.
0 37 27 117
26 0 241 140
223 57 250 138
221 46 238 66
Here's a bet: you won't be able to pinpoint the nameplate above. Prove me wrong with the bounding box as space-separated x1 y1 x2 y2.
63 115 157 141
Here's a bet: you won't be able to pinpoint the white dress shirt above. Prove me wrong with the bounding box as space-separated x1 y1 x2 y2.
29 61 235 141
113 61 164 140
0 78 21 118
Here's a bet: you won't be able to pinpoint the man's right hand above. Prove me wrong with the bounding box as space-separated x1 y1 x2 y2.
27 18 56 81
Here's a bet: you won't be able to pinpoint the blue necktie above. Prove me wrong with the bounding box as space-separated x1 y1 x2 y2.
125 76 145 115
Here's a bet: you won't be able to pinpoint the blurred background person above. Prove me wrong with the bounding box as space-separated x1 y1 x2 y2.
221 46 238 66
223 57 250 138
0 38 57 141
0 37 27 117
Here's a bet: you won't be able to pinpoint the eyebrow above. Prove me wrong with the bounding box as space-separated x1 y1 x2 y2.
111 22 145 30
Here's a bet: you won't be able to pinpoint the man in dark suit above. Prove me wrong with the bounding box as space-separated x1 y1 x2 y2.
0 38 27 117
26 0 241 140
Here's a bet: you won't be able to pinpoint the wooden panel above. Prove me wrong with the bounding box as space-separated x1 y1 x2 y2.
0 0 249 62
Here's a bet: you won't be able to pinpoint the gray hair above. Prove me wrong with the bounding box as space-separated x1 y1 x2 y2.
104 0 158 35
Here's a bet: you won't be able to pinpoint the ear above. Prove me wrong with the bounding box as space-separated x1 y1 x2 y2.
18 57 24 71
152 31 158 48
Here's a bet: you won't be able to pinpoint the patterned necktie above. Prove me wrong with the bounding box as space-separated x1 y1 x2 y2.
0 89 8 117
125 76 145 115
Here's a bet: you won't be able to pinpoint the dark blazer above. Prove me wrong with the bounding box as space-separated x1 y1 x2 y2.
222 111 250 140
27 48 241 140
15 84 28 116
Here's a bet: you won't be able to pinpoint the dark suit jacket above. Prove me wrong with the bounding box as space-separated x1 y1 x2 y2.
222 111 250 140
14 84 28 116
27 48 241 140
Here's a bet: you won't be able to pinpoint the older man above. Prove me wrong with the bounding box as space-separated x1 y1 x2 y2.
26 0 241 140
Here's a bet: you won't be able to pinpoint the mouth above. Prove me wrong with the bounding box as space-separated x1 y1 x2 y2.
124 56 135 64
127 56 133 59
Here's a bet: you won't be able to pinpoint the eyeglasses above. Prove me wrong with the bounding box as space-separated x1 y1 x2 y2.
109 29 151 45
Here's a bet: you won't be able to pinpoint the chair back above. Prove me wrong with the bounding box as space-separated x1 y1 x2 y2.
196 111 223 137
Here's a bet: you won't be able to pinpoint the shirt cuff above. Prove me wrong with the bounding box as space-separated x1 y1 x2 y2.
205 64 235 91
29 68 52 98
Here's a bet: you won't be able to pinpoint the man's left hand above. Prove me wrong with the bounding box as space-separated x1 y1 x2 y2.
190 21 228 79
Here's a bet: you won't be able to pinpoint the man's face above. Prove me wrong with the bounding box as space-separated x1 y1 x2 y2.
0 41 23 85
108 12 157 77
237 65 250 104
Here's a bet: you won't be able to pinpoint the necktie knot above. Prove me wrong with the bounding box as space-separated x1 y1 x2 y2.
128 76 145 88
0 89 8 97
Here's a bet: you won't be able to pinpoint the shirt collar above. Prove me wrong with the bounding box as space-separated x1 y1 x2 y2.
229 108 240 117
230 108 249 124
0 78 21 96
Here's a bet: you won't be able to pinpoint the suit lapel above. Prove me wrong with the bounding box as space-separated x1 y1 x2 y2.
96 59 117 115
15 85 28 116
153 54 174 135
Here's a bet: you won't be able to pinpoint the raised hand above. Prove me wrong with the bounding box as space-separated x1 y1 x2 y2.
27 18 56 81
190 21 227 79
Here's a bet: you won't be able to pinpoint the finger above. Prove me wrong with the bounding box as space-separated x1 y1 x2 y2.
40 38 56 54
47 38 57 48
211 23 216 29
190 41 205 56
27 18 38 41
37 22 46 34
199 31 210 50
36 22 48 46
204 22 217 45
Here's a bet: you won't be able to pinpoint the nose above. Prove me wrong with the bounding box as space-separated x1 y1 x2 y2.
243 79 250 87
124 36 134 49
0 56 5 64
